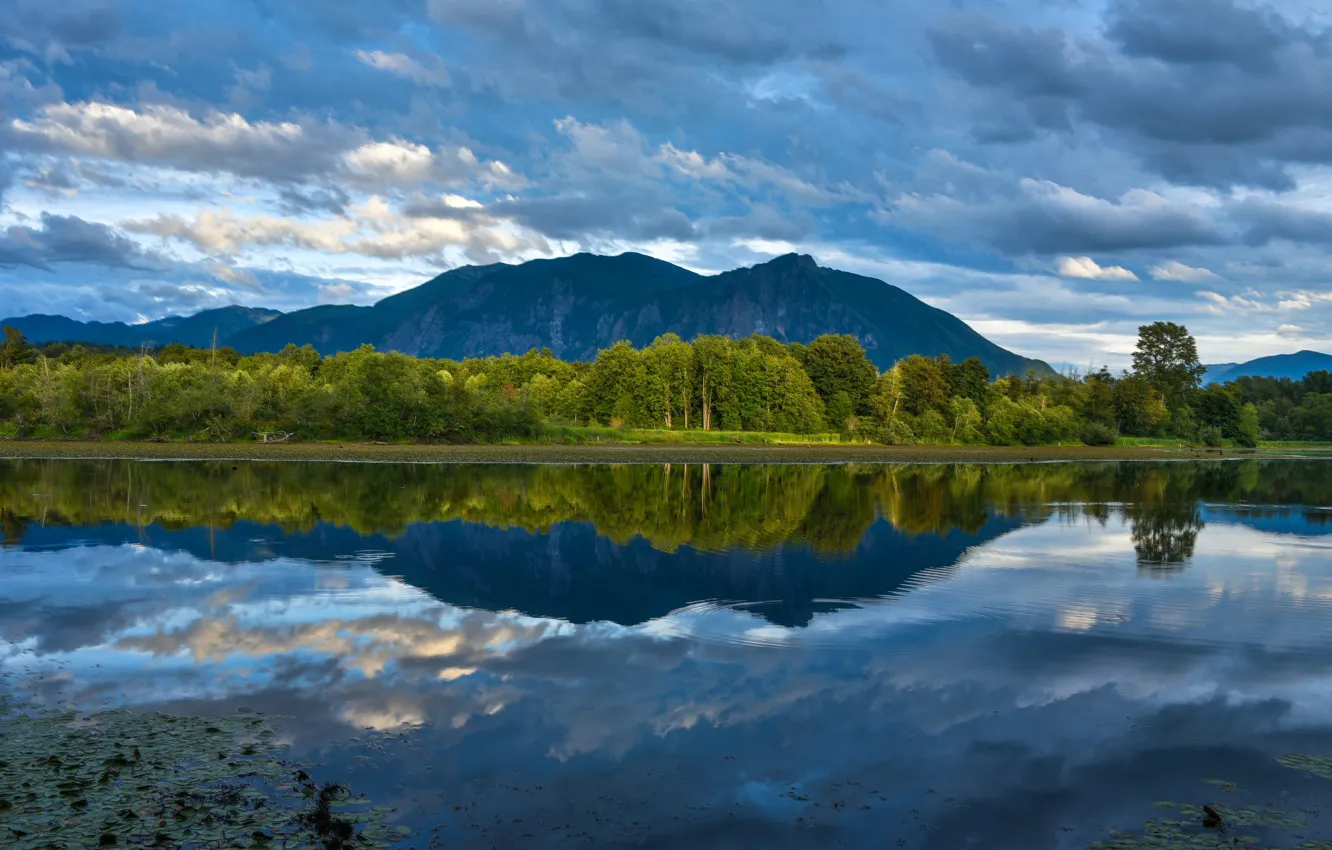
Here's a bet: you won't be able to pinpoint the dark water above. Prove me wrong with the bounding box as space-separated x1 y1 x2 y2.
3 458 1332 848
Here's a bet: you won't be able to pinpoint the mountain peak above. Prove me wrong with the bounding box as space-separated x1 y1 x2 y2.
761 253 820 271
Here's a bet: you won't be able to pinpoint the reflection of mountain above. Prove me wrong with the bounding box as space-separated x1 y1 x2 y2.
1201 506 1332 536
4 459 1332 617
13 514 1024 627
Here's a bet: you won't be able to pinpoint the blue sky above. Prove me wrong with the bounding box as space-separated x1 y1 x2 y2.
1 0 1331 368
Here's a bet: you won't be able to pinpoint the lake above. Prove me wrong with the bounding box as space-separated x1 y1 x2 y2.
3 458 1332 849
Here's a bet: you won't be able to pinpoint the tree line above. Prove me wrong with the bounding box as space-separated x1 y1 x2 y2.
0 321 1326 445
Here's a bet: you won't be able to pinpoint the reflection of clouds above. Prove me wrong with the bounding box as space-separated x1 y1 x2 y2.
118 611 557 678
342 700 426 731
6 517 1332 775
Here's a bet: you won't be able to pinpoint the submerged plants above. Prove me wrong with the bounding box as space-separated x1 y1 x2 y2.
1089 756 1332 850
0 695 400 849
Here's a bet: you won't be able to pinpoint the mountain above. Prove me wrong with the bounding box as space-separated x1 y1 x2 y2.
1204 350 1332 384
4 254 1050 375
224 252 1050 375
1 306 282 349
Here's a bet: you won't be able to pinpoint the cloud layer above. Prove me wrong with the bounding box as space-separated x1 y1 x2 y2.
1 0 1330 365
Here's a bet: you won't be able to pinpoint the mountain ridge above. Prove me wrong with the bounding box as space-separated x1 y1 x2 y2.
1204 350 1332 384
4 253 1050 375
1 306 282 350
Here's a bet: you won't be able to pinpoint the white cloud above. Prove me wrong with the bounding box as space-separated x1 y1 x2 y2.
883 178 1217 256
320 282 359 301
344 139 435 184
1277 323 1304 337
8 101 516 190
553 116 655 177
9 102 329 180
1197 290 1274 314
656 142 867 206
656 143 735 181
1148 260 1222 283
206 263 262 291
123 196 548 261
354 50 451 87
1276 290 1332 311
1055 256 1138 281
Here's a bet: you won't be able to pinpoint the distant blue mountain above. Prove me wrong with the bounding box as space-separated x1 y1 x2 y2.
1 306 282 349
1204 350 1332 384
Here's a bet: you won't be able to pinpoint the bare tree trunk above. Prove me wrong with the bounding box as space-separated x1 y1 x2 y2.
701 372 711 431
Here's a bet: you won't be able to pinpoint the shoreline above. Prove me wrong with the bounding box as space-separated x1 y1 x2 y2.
0 440 1326 464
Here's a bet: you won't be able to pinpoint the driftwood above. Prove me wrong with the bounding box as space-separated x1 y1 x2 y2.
255 431 293 444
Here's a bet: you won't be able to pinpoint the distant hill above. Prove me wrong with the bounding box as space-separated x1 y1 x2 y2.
1 306 281 349
1204 350 1332 384
225 252 1051 375
4 253 1051 376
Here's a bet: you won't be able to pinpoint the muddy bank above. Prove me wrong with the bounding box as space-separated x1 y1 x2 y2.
1 439 1317 464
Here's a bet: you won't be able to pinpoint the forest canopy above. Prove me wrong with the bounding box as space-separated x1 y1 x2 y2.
0 322 1324 446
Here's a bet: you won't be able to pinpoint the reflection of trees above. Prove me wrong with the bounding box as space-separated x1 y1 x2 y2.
1129 502 1204 572
1116 465 1212 571
1 507 29 546
0 459 1324 557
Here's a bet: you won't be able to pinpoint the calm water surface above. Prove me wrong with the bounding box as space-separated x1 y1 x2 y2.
3 459 1332 848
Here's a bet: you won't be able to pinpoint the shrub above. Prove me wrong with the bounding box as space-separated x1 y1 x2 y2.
1080 422 1118 446
1197 425 1224 447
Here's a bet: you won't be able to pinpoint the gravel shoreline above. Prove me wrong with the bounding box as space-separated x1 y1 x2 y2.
0 439 1316 464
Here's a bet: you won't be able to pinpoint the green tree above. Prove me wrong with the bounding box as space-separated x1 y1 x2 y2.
587 341 646 426
554 379 591 424
826 391 853 430
1 326 36 370
945 356 990 402
1132 322 1205 406
1080 367 1117 425
802 334 878 416
1114 374 1167 435
948 396 983 443
644 334 694 428
1236 403 1260 447
898 355 951 416
692 336 736 431
1196 384 1242 441
525 374 560 419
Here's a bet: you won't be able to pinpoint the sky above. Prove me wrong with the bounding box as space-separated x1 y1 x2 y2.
2 0 1332 369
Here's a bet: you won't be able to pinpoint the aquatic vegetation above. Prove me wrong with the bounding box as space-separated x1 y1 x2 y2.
1089 762 1332 850
0 696 399 849
1278 755 1332 780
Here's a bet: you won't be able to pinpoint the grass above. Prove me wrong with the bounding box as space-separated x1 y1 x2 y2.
1115 436 1196 447
1259 440 1332 447
526 425 855 445
0 439 1295 464
1117 435 1332 451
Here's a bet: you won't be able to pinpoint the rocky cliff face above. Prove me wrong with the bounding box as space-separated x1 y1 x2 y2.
280 251 1046 375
